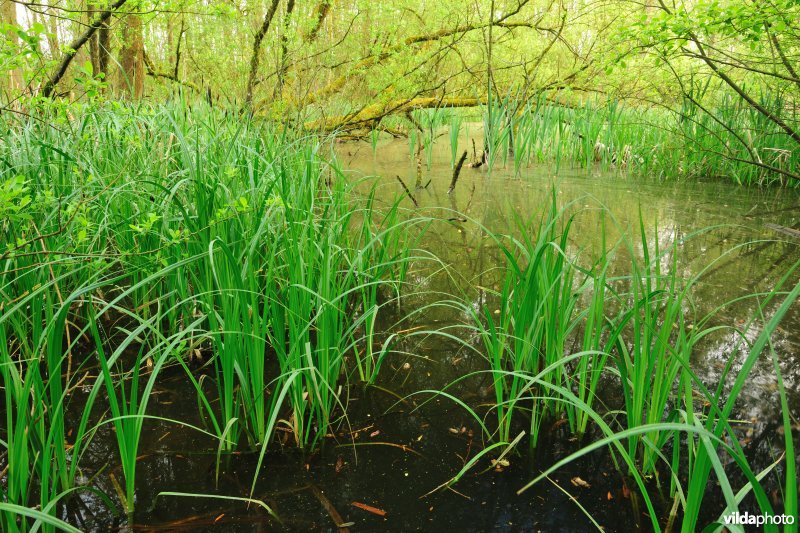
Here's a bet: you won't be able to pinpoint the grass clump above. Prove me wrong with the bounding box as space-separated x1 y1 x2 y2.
432 194 798 531
0 102 417 525
470 91 798 186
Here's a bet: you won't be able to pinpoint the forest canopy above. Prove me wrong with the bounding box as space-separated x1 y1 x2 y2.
1 1 798 131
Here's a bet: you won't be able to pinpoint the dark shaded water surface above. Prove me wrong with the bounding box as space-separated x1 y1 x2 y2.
72 131 800 531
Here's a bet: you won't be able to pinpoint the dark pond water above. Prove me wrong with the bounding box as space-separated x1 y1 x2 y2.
70 128 799 531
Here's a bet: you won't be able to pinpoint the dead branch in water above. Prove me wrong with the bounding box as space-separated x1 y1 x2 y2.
765 223 800 240
309 484 352 532
448 150 468 194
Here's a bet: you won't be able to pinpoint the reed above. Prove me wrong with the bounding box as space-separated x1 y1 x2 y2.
481 94 513 172
431 196 798 530
495 91 800 185
370 126 380 155
0 102 418 527
459 193 594 445
2 99 796 530
518 273 800 532
609 215 694 478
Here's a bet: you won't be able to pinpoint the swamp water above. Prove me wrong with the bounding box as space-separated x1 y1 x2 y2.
53 132 800 531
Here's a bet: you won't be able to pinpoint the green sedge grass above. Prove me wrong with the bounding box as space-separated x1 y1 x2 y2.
609 214 694 479
481 94 513 172
0 102 420 527
0 252 116 531
517 273 800 533
472 91 800 185
1 99 797 531
452 193 611 446
370 126 380 155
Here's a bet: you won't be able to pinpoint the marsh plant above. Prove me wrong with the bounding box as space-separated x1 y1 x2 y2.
0 103 417 527
449 111 463 168
0 101 797 532
470 194 584 446
486 91 800 185
433 197 799 532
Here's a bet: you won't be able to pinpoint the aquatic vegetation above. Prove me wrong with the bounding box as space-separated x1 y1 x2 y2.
411 107 446 170
611 216 695 478
488 92 799 186
0 102 797 531
430 195 799 531
2 0 799 527
0 253 106 531
468 194 584 445
370 126 380 155
0 103 417 525
449 112 463 169
518 272 800 533
481 95 513 173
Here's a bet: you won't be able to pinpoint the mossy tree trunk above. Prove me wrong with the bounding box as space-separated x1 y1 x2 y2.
119 9 144 99
245 0 282 108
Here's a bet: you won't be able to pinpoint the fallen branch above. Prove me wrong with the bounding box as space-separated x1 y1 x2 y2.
448 151 468 194
143 50 200 92
467 138 483 168
765 223 800 240
304 96 481 132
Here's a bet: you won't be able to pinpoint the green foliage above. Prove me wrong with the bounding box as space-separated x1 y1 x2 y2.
427 197 798 531
471 194 586 445
0 102 417 525
0 176 32 228
482 92 799 185
73 61 107 99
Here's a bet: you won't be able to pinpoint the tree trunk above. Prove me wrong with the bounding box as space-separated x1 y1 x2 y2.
1 0 22 95
71 1 92 92
98 7 111 77
304 0 333 43
276 0 295 97
89 2 110 78
245 0 281 107
173 16 185 79
45 1 60 59
119 11 145 98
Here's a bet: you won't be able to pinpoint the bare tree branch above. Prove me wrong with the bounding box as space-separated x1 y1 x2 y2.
40 0 128 97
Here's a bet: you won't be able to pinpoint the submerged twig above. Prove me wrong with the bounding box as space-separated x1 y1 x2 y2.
336 441 424 457
468 138 484 168
309 485 352 532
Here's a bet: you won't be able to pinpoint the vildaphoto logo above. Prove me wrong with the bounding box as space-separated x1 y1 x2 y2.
722 512 796 526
